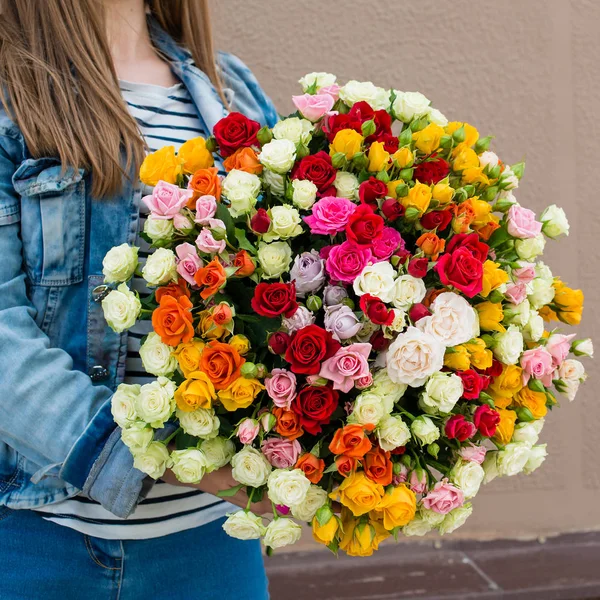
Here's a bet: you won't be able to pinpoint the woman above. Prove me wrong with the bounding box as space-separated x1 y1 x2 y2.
0 1 277 598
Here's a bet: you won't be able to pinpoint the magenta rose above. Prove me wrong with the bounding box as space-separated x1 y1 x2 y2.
325 241 372 283
143 180 192 219
372 227 403 260
507 205 542 239
265 368 297 409
304 196 357 235
261 438 302 469
421 479 465 515
318 342 372 393
175 242 202 285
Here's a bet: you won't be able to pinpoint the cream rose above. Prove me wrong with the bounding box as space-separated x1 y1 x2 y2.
222 169 261 217
102 283 141 333
512 419 544 445
176 407 220 439
493 325 524 365
418 371 463 415
170 448 208 484
450 460 485 499
482 451 500 484
291 485 328 522
522 311 545 342
134 377 176 428
353 261 396 302
231 446 272 487
263 169 286 196
371 369 408 404
377 414 411 451
121 421 154 450
142 247 177 286
144 215 175 242
496 442 532 476
139 332 177 377
426 107 448 127
263 518 302 549
392 91 431 122
339 80 390 110
541 205 569 238
263 205 303 242
515 234 546 261
411 415 440 445
201 436 235 472
258 139 297 174
392 274 427 310
222 511 266 540
403 514 433 536
257 241 293 279
273 117 314 145
291 179 318 210
132 441 171 479
111 383 141 428
333 171 359 201
438 503 473 535
102 243 139 283
523 444 547 474
267 468 311 507
299 72 337 91
348 392 389 427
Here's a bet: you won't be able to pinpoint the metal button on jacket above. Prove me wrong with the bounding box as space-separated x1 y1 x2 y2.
89 365 109 382
91 284 110 302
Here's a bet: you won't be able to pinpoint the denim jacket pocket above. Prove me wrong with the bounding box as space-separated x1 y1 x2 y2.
12 158 86 286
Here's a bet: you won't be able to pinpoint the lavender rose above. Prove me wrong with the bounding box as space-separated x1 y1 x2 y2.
290 250 326 297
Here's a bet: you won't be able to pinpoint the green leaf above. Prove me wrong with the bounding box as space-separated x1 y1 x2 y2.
216 483 244 498
215 202 236 244
234 227 257 255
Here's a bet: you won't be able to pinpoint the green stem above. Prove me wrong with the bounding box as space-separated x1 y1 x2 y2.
245 487 255 512
163 427 182 446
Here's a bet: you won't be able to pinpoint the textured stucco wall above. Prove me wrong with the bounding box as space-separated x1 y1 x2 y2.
213 0 600 541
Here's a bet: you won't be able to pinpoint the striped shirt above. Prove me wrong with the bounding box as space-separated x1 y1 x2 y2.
36 80 231 539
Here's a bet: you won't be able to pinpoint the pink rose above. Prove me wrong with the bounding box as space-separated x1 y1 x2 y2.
520 347 555 386
318 84 341 101
512 262 536 284
319 343 372 393
173 213 192 230
237 418 260 445
265 368 297 408
196 229 226 254
175 242 202 285
507 205 542 239
392 464 409 485
505 283 528 305
545 333 575 368
142 181 192 219
409 469 427 494
421 479 465 515
304 196 357 235
292 93 335 122
325 241 372 283
261 438 302 469
195 195 218 225
458 444 487 465
372 227 403 260
355 373 373 389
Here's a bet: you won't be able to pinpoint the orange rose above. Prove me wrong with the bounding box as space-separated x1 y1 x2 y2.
476 219 501 241
452 201 475 234
363 446 393 486
212 303 233 326
223 147 263 174
197 309 227 340
151 295 194 347
188 167 221 205
273 407 304 441
194 258 227 300
329 424 372 458
335 455 358 478
296 453 325 484
233 250 256 277
423 287 446 308
155 278 190 303
199 340 245 390
416 232 445 260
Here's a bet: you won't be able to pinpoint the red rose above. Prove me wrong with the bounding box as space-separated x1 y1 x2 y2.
446 232 489 263
292 385 339 435
381 198 405 222
390 446 406 455
414 156 450 185
473 405 500 437
285 324 341 375
395 248 412 265
408 257 428 278
346 204 384 245
360 294 394 326
445 415 477 442
409 303 431 323
213 112 260 157
291 151 336 195
379 132 399 154
359 177 389 207
251 282 298 319
369 329 390 352
435 247 483 298
323 113 362 142
480 359 503 378
250 208 270 234
420 209 452 232
456 369 487 400
268 331 291 355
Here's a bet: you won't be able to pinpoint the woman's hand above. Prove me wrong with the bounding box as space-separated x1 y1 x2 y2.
161 466 272 515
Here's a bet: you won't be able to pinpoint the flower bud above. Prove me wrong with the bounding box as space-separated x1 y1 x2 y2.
331 152 348 170
241 362 258 379
474 135 492 153
255 363 267 378
462 184 475 197
527 378 546 393
571 338 593 357
306 295 322 312
399 168 414 181
250 208 271 234
483 186 499 202
452 126 466 143
260 412 277 433
398 127 413 146
439 135 453 149
453 187 468 202
427 442 440 458
395 183 409 197
511 162 525 179
257 125 273 146
361 119 376 137
268 331 290 354
351 152 369 171
341 297 355 310
487 165 501 180
515 406 535 422
205 136 217 153
404 207 421 221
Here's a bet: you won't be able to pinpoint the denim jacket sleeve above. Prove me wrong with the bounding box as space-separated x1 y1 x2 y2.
0 128 150 518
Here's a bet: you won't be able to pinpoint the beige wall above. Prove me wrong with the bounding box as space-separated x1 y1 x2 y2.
213 0 600 540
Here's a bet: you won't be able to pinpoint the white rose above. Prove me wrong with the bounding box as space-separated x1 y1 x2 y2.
426 107 448 127
222 511 266 540
572 338 594 358
527 278 555 309
540 205 569 238
263 205 303 242
377 414 411 451
142 247 177 286
111 383 140 428
402 514 433 536
258 139 297 174
515 234 546 261
176 407 220 439
411 415 440 445
299 72 337 91
134 376 176 428
500 167 519 190
478 151 499 169
493 325 524 365
257 241 292 279
420 507 445 527
535 261 553 282
382 308 407 338
392 91 431 122
512 419 544 445
231 446 272 487
503 299 531 327
273 117 314 145
496 442 532 476
438 503 473 535
132 441 171 479
139 332 177 377
558 359 586 381
263 169 286 196
418 371 463 415
267 468 311 507
171 448 208 484
522 310 545 342
392 274 427 310
333 171 359 201
523 444 547 474
482 451 500 484
102 243 138 283
291 485 328 522
222 169 261 217
282 305 315 333
385 327 445 387
201 436 235 471
101 283 141 333
263 518 302 549
339 80 390 110
353 261 396 302
450 460 484 499
417 292 476 347
371 369 408 404
349 392 388 427
291 179 318 210
144 215 175 242
121 421 154 450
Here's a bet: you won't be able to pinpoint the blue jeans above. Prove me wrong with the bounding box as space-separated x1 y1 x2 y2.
0 508 269 599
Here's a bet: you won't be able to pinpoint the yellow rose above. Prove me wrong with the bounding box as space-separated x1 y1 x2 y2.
552 279 584 326
432 181 455 205
386 179 405 199
178 136 214 174
475 301 505 333
392 147 414 168
494 408 517 445
462 167 490 186
175 371 216 412
367 141 391 172
329 472 384 517
488 364 523 409
173 339 205 377
372 485 416 530
513 387 548 419
330 128 363 159
452 146 479 171
444 345 471 371
481 260 510 297
467 197 492 227
464 338 493 370
402 181 432 215
412 123 445 155
229 334 250 356
197 309 227 340
217 377 264 412
311 514 339 546
139 145 184 186
338 511 389 557
446 122 480 147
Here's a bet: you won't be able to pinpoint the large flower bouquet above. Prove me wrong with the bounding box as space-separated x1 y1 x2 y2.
102 72 592 556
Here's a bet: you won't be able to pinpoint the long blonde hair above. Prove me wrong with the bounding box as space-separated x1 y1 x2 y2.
0 0 223 197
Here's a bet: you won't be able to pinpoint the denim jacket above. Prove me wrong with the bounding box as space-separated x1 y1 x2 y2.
0 20 278 517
